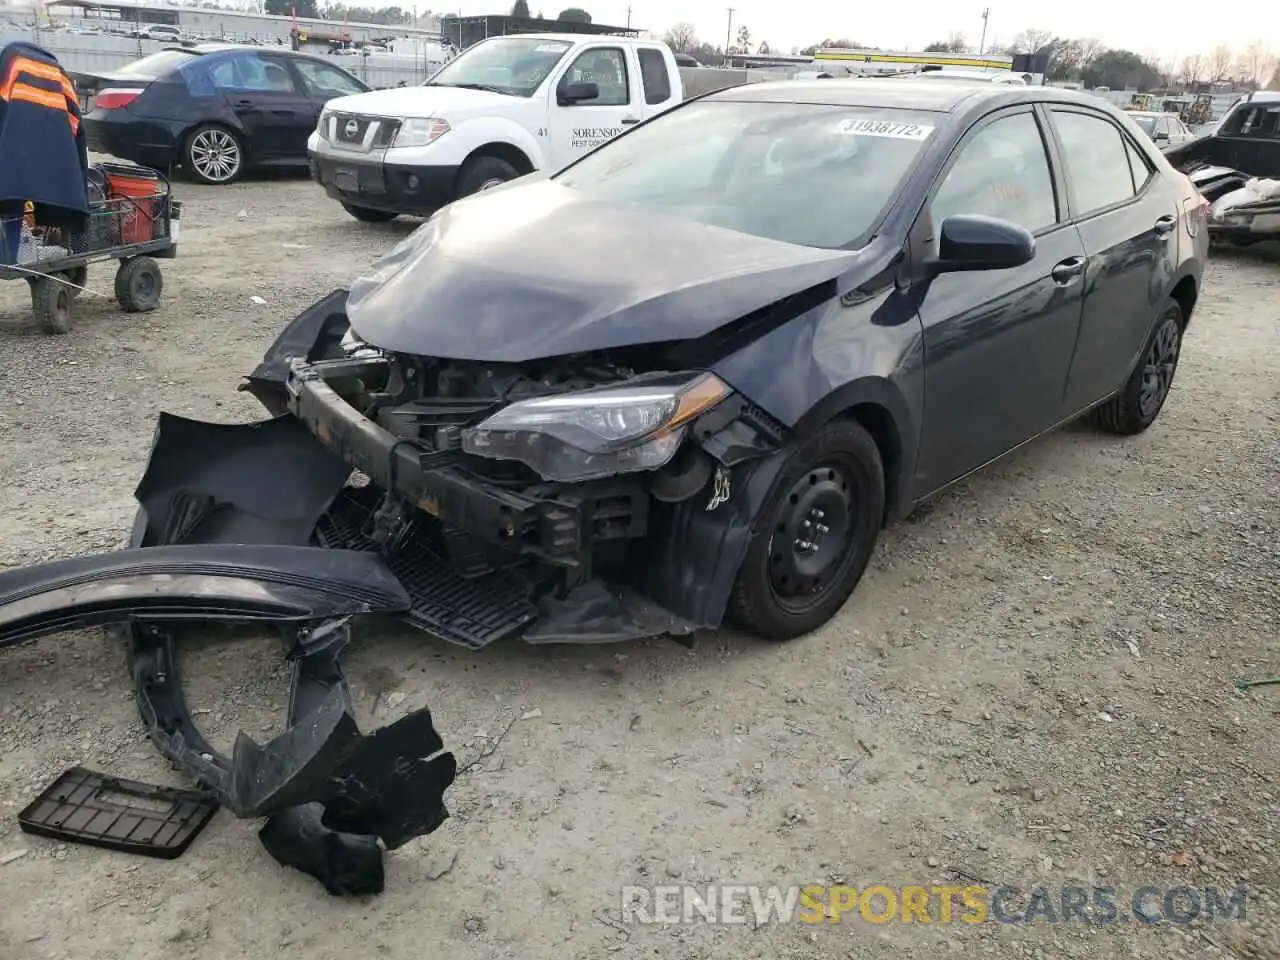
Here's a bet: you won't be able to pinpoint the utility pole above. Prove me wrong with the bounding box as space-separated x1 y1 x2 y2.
723 7 734 66
978 7 989 55
625 6 631 28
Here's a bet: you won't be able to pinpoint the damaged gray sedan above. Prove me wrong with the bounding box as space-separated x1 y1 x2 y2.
0 80 1208 888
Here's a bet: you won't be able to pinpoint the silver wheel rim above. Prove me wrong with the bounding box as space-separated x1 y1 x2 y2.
190 128 241 182
478 178 506 191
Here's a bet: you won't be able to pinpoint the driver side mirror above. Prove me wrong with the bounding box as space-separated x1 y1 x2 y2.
558 80 599 106
927 214 1035 275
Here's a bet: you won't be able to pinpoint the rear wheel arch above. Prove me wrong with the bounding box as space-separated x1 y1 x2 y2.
1168 274 1197 329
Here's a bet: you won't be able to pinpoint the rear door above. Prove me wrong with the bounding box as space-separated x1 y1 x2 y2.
546 45 637 169
913 107 1087 493
635 45 680 120
1044 107 1180 411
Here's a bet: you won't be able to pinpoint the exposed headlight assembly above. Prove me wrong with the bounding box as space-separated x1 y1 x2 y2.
461 372 732 483
393 117 451 148
316 109 332 139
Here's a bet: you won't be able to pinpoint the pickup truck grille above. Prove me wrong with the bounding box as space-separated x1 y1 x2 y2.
324 114 402 151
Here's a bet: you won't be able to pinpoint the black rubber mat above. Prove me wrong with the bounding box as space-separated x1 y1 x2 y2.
316 490 538 650
18 767 218 859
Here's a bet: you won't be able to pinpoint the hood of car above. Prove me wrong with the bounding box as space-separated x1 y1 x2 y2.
345 179 861 362
324 84 517 119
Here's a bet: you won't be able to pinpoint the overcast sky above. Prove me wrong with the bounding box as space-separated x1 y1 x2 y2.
468 0 1280 62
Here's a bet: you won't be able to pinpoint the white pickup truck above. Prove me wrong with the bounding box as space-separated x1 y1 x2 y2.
308 33 687 222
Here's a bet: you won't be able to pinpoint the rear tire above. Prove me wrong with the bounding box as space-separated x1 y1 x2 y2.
115 256 163 312
456 156 519 198
31 274 73 334
727 419 884 641
341 203 399 223
1094 298 1184 435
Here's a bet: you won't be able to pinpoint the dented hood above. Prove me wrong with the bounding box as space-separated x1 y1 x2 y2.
345 179 860 362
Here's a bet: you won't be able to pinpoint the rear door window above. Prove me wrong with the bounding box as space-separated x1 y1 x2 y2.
636 47 671 105
293 58 368 99
1049 109 1138 216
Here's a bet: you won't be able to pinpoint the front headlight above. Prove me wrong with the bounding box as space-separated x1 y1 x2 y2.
316 110 332 140
394 117 451 148
461 372 732 483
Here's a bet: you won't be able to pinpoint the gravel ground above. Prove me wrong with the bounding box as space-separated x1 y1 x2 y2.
0 172 1278 960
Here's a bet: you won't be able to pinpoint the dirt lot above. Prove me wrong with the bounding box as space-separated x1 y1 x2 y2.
0 173 1277 960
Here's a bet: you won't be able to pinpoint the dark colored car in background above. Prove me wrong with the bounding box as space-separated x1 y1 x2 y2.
81 44 370 184
1 78 1209 652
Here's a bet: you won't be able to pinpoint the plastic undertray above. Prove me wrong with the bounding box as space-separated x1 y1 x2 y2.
17 766 218 859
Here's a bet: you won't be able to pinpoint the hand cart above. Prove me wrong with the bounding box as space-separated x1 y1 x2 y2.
0 163 182 335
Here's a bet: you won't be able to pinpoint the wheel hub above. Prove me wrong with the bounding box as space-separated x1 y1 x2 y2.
192 131 240 182
769 467 853 600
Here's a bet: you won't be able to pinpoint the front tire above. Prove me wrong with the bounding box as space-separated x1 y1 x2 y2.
727 419 885 641
184 124 244 185
456 156 519 198
114 256 163 312
341 203 399 223
1094 298 1183 435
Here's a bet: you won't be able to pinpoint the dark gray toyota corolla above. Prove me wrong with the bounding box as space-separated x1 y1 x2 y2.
1 78 1210 651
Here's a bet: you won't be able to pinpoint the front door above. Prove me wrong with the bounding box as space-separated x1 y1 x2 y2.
546 46 638 170
1046 107 1181 411
913 107 1087 495
213 51 317 162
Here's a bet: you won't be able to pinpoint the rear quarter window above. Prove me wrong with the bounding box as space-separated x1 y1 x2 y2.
637 48 671 104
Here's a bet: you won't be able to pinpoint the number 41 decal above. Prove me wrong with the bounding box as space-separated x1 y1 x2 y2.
536 128 547 137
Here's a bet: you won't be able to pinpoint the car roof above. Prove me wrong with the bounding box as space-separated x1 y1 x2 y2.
187 42 308 56
1127 111 1179 119
705 78 1103 114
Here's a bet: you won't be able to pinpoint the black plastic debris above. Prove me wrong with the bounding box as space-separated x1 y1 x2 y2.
18 767 218 859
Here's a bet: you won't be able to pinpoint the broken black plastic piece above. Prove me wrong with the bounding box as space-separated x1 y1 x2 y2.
18 767 217 859
259 803 384 896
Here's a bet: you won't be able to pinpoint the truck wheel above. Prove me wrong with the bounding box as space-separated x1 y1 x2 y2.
456 156 519 198
1094 298 1183 435
341 203 399 223
727 419 885 641
32 274 73 334
115 256 164 312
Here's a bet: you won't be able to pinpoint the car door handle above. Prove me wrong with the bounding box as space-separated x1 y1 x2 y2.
621 117 640 125
1153 214 1177 235
1051 256 1085 284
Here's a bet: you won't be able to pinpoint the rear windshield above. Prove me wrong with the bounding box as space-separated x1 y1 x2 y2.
113 49 197 79
1130 115 1156 134
554 100 939 249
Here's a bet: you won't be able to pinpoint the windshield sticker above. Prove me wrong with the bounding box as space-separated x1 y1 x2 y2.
834 118 934 140
535 43 570 52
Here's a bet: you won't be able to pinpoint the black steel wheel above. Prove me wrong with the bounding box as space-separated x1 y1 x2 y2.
1095 298 1184 435
114 256 163 313
31 274 73 334
728 419 885 640
341 203 399 223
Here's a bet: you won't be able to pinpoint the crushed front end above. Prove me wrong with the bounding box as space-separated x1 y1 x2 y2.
254 301 789 650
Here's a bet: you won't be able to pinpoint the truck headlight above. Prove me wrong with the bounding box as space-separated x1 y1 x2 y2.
461 373 732 483
316 110 332 140
394 117 450 148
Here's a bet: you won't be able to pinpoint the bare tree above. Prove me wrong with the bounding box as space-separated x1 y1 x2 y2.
945 31 968 53
663 21 698 54
1238 40 1276 88
1012 28 1055 54
1205 44 1234 81
1076 37 1104 71
1180 53 1204 86
735 24 751 53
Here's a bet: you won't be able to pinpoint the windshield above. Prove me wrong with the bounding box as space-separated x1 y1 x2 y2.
554 101 939 249
115 49 197 78
425 37 572 97
1131 115 1156 134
